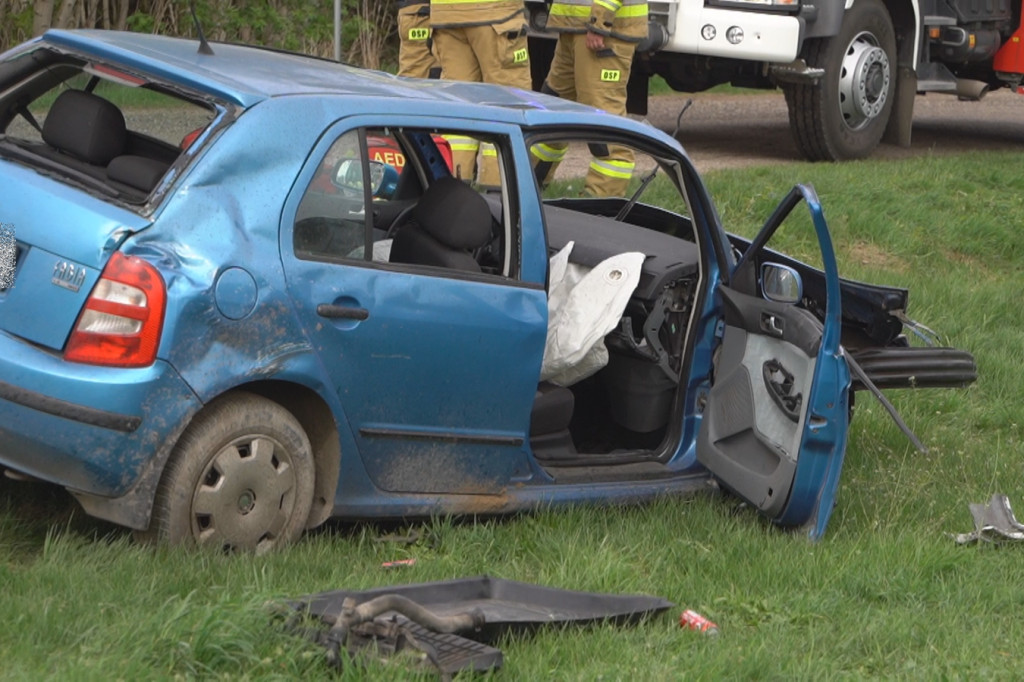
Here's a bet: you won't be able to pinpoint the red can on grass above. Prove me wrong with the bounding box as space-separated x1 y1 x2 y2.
680 609 719 635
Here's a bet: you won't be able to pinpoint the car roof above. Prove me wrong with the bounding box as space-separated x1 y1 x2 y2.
33 30 682 149
37 30 553 112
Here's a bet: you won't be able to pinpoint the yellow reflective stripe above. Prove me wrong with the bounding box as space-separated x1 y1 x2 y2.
480 143 498 158
589 158 634 179
407 28 431 40
616 3 648 17
549 5 591 17
551 1 646 16
530 143 568 162
444 135 480 152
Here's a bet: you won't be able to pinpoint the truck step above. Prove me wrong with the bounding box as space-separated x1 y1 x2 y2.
916 62 959 92
922 15 958 26
849 346 977 390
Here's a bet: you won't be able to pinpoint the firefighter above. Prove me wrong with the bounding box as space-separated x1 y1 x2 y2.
429 0 532 185
533 0 648 197
397 0 441 79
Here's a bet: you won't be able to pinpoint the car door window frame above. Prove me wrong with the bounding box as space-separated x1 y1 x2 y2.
285 116 532 287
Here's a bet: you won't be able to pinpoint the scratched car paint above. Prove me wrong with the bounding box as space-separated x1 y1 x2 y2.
0 30 976 551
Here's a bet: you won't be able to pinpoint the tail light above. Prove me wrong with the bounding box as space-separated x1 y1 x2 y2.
64 252 166 367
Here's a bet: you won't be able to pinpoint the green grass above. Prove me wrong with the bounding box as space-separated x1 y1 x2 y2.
5 151 1024 678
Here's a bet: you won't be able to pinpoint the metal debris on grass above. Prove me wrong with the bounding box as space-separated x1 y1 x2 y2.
954 494 1024 544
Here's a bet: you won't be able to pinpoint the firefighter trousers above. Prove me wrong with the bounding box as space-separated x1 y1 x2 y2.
433 21 531 186
534 32 637 197
398 5 441 79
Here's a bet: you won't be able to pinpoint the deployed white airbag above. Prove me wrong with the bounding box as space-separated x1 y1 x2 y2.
541 242 644 386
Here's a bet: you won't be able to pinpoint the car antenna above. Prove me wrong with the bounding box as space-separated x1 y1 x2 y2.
614 98 693 222
188 0 215 56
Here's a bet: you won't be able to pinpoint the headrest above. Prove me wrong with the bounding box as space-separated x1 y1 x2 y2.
413 176 493 250
42 90 127 165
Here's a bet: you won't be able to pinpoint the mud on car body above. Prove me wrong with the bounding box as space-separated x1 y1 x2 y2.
0 30 975 551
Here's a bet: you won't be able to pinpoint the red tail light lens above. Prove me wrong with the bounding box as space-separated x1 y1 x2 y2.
64 252 166 367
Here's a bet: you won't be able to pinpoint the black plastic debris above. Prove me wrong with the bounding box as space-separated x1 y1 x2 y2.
283 575 673 677
955 494 1024 544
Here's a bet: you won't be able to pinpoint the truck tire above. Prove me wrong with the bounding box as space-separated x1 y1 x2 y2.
783 0 897 161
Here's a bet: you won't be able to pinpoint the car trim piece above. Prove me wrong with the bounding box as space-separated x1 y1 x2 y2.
359 427 524 447
0 379 141 432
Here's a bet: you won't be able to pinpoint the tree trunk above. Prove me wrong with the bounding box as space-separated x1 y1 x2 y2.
55 0 78 29
33 0 55 36
114 0 128 31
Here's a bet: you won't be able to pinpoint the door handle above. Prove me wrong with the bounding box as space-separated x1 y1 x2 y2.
760 312 784 337
317 303 369 320
763 359 802 422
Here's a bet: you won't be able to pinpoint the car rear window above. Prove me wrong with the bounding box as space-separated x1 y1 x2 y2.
0 50 217 206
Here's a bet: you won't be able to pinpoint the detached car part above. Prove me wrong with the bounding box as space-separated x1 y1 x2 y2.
285 576 673 676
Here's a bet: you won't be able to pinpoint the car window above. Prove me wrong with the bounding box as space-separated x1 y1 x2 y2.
0 53 217 204
293 126 518 280
532 136 694 234
5 72 213 150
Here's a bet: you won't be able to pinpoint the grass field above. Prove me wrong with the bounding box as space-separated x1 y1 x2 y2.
3 149 1024 679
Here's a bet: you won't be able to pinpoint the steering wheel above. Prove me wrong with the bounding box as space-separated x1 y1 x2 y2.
385 202 418 239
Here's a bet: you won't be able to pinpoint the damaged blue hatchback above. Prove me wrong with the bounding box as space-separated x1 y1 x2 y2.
0 30 976 551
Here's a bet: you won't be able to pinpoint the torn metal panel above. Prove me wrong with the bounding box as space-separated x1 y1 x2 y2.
954 494 1024 544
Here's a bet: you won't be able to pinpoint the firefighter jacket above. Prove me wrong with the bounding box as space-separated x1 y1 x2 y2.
547 0 648 42
429 0 527 29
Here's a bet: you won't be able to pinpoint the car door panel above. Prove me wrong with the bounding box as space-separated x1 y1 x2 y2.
281 119 548 497
697 286 821 517
698 185 851 539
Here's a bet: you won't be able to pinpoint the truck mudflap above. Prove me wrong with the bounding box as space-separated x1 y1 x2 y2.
848 346 978 390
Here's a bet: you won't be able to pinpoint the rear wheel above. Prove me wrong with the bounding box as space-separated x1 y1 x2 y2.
137 392 314 553
783 0 897 160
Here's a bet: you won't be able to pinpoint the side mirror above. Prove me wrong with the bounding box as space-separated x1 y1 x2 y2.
761 262 802 304
332 159 399 200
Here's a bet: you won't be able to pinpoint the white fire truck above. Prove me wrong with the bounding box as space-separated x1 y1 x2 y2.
526 0 1024 160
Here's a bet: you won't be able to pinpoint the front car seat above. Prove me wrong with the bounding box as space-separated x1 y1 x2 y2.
389 176 493 272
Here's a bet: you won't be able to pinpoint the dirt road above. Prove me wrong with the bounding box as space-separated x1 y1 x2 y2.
644 89 1024 171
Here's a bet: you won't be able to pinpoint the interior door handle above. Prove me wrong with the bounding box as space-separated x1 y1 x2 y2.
317 303 369 321
760 312 784 337
763 359 802 422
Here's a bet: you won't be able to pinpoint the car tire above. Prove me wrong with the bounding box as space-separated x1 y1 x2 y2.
136 392 315 553
783 0 897 161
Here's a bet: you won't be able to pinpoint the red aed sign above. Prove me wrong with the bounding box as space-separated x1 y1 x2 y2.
372 149 406 168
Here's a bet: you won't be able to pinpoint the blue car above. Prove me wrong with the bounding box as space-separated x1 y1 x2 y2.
0 30 975 552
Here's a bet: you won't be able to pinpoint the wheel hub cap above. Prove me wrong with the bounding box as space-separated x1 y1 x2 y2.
838 32 891 130
237 490 256 514
191 436 296 552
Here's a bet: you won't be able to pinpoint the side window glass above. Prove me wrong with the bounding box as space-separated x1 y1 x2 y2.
295 125 518 280
379 128 515 279
294 129 370 261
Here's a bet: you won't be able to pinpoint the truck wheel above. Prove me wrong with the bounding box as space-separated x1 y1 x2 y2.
783 0 896 161
137 392 315 553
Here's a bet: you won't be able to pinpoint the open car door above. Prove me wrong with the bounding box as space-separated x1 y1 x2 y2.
697 185 852 540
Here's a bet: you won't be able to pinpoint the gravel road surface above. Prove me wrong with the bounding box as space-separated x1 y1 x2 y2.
644 89 1024 171
124 87 1021 173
